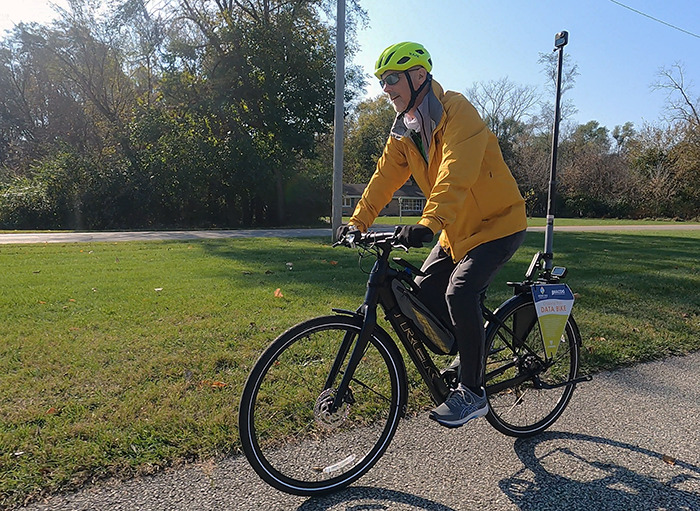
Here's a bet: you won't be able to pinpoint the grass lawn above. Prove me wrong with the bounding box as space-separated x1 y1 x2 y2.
1 230 698 507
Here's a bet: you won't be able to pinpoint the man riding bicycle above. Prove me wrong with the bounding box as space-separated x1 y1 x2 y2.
337 41 527 428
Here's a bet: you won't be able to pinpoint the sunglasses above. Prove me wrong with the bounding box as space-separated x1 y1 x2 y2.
378 72 402 88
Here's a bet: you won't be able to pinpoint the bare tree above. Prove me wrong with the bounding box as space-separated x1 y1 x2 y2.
537 50 579 127
465 77 540 139
654 63 700 127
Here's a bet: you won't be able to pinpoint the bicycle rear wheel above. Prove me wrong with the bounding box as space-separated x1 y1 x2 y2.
238 315 406 495
484 294 580 437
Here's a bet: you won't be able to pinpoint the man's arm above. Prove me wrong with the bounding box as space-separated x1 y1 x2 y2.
349 136 412 231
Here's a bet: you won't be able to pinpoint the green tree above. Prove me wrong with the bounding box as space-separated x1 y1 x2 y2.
174 0 366 224
612 122 636 154
343 95 394 183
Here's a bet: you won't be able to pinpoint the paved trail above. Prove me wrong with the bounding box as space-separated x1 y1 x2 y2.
22 352 700 511
0 224 699 244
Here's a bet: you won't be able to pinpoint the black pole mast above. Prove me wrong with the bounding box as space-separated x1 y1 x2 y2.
543 30 568 272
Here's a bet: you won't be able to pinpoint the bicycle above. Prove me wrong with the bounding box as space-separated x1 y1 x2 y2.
238 29 590 496
238 228 592 495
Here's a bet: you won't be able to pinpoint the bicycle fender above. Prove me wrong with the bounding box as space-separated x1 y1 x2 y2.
485 293 535 343
332 308 361 318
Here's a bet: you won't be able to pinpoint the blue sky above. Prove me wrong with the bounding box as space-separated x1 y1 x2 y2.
2 1 699 131
354 0 700 130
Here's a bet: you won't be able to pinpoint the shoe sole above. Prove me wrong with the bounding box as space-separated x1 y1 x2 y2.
429 406 488 428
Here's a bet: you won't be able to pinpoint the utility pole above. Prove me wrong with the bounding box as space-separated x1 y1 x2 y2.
331 0 345 241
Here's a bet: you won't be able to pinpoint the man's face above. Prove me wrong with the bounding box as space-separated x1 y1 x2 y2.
380 67 425 114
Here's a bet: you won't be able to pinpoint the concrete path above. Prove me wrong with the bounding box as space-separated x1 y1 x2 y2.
1 224 699 244
21 352 700 511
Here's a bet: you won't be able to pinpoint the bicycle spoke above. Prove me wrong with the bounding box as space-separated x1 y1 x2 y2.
239 316 404 494
485 298 580 437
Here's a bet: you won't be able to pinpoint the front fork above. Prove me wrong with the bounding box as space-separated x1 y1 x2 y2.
329 257 387 413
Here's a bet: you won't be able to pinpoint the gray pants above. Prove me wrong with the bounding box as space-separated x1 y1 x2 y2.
414 230 527 388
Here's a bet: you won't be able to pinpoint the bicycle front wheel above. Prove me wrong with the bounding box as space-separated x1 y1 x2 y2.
484 294 581 437
238 315 406 496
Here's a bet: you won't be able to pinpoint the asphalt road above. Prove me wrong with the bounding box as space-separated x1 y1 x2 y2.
22 351 700 511
1 224 699 245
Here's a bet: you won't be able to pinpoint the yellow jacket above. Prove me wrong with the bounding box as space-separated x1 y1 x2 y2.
349 80 527 262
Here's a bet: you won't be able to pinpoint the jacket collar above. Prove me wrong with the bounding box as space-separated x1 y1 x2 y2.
390 79 445 140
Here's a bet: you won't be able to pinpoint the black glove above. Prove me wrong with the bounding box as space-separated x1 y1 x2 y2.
336 224 358 241
394 224 434 248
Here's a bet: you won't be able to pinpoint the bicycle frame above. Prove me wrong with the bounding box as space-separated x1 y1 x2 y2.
328 234 590 416
329 237 451 413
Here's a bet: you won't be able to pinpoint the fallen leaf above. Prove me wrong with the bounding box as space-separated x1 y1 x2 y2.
662 454 676 466
46 407 58 415
200 380 228 389
274 288 284 298
68 299 76 303
329 260 338 266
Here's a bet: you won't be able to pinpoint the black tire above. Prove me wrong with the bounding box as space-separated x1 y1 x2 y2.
238 315 406 496
484 294 581 437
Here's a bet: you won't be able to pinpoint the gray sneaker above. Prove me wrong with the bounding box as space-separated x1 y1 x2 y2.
429 385 488 428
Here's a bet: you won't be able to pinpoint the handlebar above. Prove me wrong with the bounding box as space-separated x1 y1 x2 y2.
333 230 397 249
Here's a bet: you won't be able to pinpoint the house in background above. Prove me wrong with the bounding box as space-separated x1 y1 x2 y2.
342 181 426 217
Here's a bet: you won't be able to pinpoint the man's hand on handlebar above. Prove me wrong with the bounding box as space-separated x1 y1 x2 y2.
335 224 361 246
334 224 434 250
394 224 434 249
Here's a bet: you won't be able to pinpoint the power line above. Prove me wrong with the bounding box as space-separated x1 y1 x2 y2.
609 0 700 39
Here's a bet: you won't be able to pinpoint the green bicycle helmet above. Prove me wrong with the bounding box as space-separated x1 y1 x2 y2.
374 41 433 79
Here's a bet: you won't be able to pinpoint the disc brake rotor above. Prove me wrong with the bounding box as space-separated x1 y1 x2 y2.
314 388 351 430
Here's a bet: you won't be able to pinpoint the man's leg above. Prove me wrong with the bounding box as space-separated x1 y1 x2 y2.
413 243 456 329
446 230 527 388
428 231 526 428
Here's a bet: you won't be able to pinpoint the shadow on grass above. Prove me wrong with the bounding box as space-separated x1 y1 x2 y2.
193 231 700 309
193 231 699 371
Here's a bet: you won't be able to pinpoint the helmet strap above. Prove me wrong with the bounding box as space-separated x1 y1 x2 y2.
402 71 432 115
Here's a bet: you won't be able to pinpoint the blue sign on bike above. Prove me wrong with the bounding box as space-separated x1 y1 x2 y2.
531 284 575 358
